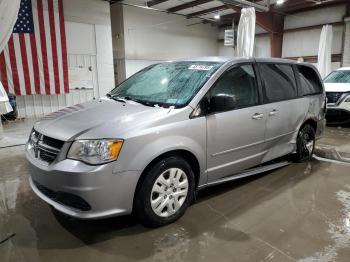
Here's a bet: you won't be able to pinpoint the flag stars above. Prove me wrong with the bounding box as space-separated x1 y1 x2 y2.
13 0 34 33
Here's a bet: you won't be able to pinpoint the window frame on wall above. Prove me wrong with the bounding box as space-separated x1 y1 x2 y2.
257 62 298 104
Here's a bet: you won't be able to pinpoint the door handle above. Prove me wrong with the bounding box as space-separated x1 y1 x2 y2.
252 113 264 120
269 109 279 116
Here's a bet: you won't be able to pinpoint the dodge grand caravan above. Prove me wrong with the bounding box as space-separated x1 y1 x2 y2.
26 57 326 227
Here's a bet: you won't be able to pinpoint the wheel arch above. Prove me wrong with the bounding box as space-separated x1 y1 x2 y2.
132 149 201 211
139 149 201 188
300 118 318 133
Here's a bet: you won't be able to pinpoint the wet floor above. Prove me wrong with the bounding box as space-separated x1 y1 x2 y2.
315 126 350 163
1 120 350 262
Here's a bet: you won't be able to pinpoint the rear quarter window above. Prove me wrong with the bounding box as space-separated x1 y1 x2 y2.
297 65 323 96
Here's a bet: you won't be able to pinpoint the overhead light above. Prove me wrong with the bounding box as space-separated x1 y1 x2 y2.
276 0 285 5
214 14 220 20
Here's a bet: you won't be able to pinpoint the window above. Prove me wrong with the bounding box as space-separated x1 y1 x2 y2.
110 61 222 108
260 63 297 103
210 64 259 110
297 65 323 95
324 70 350 84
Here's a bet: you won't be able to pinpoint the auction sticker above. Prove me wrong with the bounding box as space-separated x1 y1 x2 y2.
188 65 213 71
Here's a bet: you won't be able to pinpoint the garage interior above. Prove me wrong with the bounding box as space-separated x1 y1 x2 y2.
1 0 350 261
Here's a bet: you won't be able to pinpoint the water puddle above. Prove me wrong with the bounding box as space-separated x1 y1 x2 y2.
298 186 350 262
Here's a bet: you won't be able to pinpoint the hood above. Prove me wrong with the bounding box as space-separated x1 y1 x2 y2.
34 98 173 141
324 83 350 93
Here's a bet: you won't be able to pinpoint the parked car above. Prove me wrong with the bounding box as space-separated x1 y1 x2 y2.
324 67 350 125
26 57 326 227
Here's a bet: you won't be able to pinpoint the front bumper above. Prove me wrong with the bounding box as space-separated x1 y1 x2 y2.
326 108 350 125
26 150 141 219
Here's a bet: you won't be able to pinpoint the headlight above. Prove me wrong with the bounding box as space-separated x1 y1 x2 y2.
67 139 123 165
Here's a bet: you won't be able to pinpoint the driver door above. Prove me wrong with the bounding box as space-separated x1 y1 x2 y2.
206 64 267 182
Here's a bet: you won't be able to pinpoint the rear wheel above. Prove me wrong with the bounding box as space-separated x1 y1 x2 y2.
134 156 195 227
295 124 315 162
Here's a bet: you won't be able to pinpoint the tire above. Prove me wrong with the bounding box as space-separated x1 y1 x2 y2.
294 124 316 163
134 156 195 227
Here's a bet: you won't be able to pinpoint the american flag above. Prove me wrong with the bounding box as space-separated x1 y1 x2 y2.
0 0 69 96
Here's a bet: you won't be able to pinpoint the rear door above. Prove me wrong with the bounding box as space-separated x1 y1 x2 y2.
258 63 305 162
206 63 267 182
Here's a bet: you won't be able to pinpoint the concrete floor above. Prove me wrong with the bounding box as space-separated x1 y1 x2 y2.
1 120 350 262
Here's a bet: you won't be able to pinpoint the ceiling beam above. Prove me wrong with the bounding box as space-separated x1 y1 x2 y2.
146 0 169 7
168 0 212 13
187 5 229 18
216 13 241 27
273 0 348 14
221 0 270 12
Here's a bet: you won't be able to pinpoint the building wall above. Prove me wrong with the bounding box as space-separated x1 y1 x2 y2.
119 5 219 78
282 4 346 70
17 0 114 118
282 5 346 57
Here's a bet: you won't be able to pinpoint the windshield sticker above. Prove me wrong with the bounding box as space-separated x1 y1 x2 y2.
188 65 214 71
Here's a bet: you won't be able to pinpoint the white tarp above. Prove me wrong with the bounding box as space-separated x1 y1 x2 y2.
0 0 19 117
236 7 256 57
317 25 333 79
0 82 12 114
0 0 21 53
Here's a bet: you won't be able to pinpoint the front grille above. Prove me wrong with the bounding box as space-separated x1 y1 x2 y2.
326 92 344 104
39 150 57 163
42 135 64 149
34 180 91 211
28 130 64 164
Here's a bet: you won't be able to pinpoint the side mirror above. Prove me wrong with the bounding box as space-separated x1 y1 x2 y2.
209 94 236 113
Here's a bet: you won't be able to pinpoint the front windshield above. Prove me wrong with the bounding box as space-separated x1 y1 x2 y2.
324 70 350 83
110 61 222 107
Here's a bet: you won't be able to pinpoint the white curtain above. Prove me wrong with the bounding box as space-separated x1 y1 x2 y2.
0 82 12 114
0 0 20 117
236 7 256 57
317 25 333 79
0 0 21 52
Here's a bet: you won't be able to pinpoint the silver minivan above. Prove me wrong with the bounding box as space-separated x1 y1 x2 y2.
26 57 326 227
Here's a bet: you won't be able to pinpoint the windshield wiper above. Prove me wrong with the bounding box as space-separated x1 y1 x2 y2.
124 96 155 107
106 94 126 103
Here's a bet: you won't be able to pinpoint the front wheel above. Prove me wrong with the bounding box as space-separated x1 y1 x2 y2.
134 156 195 227
294 124 316 162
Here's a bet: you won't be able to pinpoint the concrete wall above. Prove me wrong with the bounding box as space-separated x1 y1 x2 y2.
283 4 346 71
17 0 114 118
343 17 350 67
282 5 346 58
117 5 218 78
